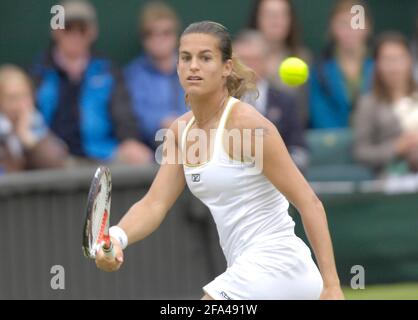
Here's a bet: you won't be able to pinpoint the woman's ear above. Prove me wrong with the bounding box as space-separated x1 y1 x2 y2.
223 59 233 78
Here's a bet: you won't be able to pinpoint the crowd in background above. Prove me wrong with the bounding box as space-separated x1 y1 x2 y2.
1 0 418 180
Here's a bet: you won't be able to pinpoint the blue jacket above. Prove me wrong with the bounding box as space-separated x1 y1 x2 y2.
33 56 131 160
309 57 374 128
124 54 188 149
265 87 306 150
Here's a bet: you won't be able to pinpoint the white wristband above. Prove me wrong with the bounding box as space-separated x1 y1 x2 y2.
109 226 128 250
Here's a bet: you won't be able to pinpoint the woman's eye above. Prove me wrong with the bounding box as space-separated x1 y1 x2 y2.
181 56 190 61
202 56 211 61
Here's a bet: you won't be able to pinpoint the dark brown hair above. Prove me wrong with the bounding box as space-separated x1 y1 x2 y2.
181 21 257 99
373 31 417 102
138 1 180 36
329 0 370 20
248 0 301 55
323 0 372 59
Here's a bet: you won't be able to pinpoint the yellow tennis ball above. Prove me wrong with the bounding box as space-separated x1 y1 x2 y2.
279 57 309 87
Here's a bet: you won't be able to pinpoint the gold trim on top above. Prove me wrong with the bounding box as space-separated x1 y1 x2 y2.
218 100 257 165
183 97 238 168
183 115 210 168
218 98 238 162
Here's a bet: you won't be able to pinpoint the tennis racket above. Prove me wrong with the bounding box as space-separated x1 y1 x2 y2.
82 166 115 259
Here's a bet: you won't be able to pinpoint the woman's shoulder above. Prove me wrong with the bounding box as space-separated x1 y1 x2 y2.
411 90 418 101
357 92 378 107
164 111 194 146
226 99 277 133
355 93 390 116
357 92 377 105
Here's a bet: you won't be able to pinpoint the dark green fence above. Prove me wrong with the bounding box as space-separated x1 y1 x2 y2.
0 165 225 299
1 0 417 67
292 187 418 285
0 165 417 299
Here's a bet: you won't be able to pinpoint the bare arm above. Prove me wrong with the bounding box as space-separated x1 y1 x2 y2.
231 103 344 299
118 161 185 244
263 125 341 292
95 113 191 271
117 113 190 244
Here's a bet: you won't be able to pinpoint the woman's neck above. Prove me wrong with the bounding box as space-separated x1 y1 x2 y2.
336 45 367 81
336 45 366 62
390 85 410 102
54 48 89 82
268 41 288 58
188 90 229 127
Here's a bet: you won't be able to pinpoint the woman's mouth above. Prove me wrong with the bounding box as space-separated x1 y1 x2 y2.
187 76 203 81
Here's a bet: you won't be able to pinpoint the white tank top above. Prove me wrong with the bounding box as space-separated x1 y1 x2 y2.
181 97 296 266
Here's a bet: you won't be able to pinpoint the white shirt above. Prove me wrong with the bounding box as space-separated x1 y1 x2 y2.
393 92 418 132
181 97 294 266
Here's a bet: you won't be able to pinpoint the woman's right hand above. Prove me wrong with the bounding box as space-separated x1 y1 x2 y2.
95 237 124 272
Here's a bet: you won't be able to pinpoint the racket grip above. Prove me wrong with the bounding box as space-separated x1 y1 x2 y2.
102 241 115 259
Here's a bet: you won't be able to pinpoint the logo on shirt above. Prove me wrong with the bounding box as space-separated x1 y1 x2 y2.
191 174 200 182
220 291 232 300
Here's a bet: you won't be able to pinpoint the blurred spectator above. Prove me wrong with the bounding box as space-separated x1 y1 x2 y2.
124 1 188 150
354 32 418 176
233 30 309 172
0 64 67 173
309 0 374 129
248 0 311 125
31 0 152 166
412 10 418 83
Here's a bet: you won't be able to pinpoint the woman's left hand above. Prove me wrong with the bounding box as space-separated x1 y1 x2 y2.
320 285 345 300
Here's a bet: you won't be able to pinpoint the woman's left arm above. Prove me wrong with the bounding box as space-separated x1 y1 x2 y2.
240 107 344 300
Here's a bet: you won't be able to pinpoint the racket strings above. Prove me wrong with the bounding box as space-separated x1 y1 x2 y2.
83 166 112 258
91 176 109 248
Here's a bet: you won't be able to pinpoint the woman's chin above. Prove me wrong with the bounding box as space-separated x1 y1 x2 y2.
186 87 204 96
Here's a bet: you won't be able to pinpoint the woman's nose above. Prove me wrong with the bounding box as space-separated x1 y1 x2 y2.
190 57 199 71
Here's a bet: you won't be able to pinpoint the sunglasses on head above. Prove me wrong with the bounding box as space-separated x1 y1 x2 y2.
143 29 175 39
64 21 89 34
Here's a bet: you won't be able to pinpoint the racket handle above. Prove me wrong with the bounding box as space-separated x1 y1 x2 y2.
102 241 115 259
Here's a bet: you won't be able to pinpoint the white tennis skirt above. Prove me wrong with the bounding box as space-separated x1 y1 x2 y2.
203 236 323 300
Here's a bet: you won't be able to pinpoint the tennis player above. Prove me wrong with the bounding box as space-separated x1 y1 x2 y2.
96 21 344 300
